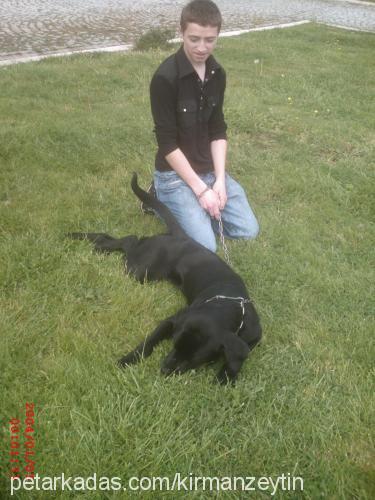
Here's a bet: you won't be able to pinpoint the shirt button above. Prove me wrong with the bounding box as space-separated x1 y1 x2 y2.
211 70 215 74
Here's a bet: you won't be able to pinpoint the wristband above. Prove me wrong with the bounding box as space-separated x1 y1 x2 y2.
197 186 211 199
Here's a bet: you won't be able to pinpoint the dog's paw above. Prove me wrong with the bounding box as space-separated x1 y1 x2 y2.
117 351 142 368
215 368 237 386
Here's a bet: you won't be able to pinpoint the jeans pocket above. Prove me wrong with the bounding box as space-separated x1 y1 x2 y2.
154 171 184 194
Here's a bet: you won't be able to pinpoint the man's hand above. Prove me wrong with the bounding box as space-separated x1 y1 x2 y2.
198 189 221 220
212 177 227 210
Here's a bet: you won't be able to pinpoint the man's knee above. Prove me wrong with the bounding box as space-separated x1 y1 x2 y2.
222 216 259 241
205 239 217 253
242 218 260 240
191 231 217 252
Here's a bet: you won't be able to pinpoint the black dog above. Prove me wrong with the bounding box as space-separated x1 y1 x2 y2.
70 174 261 384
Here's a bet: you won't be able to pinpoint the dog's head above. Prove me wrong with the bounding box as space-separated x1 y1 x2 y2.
160 314 251 384
160 315 222 376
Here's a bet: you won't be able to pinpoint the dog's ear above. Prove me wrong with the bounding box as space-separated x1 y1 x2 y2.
216 333 250 385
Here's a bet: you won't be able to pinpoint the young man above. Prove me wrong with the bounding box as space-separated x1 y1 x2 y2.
149 0 259 252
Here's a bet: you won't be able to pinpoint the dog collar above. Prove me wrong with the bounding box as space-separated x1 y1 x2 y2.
204 295 250 334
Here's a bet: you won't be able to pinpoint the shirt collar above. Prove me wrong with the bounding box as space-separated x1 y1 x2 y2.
176 45 222 80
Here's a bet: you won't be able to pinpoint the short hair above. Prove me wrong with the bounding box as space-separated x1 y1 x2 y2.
180 0 222 33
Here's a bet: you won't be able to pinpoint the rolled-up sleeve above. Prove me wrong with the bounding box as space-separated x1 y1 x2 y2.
208 70 227 142
150 74 178 157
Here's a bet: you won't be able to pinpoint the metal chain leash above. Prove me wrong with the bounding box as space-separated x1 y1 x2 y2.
218 214 231 265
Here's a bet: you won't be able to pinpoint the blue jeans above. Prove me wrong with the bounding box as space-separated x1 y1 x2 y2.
153 171 259 252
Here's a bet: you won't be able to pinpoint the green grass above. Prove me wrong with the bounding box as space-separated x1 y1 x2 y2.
134 28 175 51
0 24 374 499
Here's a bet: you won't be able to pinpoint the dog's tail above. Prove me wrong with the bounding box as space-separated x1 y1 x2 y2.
131 173 186 237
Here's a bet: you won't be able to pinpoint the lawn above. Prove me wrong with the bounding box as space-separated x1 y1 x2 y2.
0 24 374 499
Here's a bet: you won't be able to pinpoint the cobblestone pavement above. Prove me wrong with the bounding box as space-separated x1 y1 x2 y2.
0 0 374 63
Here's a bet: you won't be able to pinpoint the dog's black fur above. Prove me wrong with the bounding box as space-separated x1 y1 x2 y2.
70 173 261 384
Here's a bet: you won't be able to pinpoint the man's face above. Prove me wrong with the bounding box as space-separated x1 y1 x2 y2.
181 22 219 65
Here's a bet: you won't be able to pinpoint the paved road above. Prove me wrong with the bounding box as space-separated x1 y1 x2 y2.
0 0 374 63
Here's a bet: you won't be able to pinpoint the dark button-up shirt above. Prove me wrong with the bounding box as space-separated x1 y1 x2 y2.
150 46 227 173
